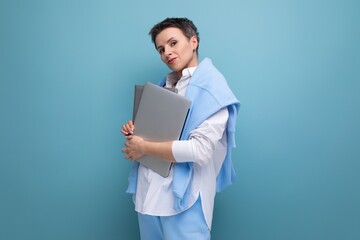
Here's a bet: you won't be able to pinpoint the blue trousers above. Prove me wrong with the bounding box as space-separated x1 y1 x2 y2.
137 197 210 240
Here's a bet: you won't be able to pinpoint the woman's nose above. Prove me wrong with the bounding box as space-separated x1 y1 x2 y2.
164 46 172 56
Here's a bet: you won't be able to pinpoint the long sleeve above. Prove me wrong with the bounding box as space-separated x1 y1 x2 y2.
172 107 229 166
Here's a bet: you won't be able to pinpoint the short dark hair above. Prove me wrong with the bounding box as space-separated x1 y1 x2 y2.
149 17 200 54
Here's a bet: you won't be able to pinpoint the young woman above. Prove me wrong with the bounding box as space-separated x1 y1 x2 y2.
121 17 240 240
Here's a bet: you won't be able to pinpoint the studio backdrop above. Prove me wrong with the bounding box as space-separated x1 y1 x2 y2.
1 0 359 239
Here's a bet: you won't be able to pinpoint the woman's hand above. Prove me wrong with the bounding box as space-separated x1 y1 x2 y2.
122 135 145 161
121 120 175 163
121 120 134 136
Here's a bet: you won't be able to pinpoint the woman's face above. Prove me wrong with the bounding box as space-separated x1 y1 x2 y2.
155 27 198 76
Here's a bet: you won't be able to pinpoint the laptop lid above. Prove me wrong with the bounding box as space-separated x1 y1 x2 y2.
133 82 191 177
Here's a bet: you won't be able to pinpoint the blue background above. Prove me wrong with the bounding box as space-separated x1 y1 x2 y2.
1 0 359 239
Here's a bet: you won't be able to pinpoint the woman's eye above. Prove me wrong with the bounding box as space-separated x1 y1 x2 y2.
158 48 164 54
170 41 177 46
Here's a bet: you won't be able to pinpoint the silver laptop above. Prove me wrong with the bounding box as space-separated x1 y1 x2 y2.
133 82 191 177
133 85 178 120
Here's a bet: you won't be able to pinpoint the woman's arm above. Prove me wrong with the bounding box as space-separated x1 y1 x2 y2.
121 107 228 164
172 107 229 165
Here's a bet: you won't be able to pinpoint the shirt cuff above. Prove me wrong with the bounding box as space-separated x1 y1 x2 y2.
172 140 194 163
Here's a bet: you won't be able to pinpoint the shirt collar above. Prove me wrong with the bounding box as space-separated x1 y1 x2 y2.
167 67 197 83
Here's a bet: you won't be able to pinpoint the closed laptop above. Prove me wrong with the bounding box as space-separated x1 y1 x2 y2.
133 82 191 177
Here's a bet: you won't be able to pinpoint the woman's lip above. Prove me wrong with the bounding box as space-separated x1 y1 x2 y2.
168 57 176 64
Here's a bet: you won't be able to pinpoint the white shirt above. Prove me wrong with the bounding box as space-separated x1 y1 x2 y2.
135 67 229 229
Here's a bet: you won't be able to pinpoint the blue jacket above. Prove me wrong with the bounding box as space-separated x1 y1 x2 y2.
126 58 240 211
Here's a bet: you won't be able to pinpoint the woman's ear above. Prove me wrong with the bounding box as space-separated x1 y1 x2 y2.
191 36 198 51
